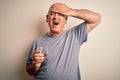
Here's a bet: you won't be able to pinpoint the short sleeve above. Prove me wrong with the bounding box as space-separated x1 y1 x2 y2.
26 41 38 64
73 22 87 45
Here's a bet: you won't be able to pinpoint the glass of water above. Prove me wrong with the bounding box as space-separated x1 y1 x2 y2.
39 46 48 57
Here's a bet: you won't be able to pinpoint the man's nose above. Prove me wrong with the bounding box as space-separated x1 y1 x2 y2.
54 13 59 18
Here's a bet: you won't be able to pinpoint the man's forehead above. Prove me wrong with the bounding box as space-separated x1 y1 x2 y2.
49 3 65 10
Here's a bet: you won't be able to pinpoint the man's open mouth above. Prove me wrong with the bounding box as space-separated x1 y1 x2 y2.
53 20 59 25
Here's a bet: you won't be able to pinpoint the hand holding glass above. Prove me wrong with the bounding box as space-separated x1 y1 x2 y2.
39 47 48 57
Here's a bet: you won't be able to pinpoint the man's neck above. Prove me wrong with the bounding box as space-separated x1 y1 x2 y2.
48 31 64 37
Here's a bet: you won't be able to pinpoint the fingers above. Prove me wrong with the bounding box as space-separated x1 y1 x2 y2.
50 5 72 17
51 7 63 13
32 56 45 68
50 4 64 13
32 50 48 69
33 52 44 57
32 50 47 64
32 56 46 63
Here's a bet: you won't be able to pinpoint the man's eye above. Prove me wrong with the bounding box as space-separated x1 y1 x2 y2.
50 12 55 15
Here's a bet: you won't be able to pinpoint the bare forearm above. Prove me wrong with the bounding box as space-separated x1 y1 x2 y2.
70 9 101 23
26 64 40 76
51 4 101 24
70 9 101 33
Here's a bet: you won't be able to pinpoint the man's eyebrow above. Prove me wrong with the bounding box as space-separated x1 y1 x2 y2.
48 11 54 14
48 11 59 15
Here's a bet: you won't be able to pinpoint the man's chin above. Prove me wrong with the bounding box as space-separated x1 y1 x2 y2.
51 30 60 34
50 29 62 34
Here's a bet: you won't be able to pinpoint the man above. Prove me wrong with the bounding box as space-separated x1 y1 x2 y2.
26 3 101 80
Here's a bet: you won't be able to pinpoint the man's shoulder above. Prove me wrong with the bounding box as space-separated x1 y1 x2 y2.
67 22 86 32
33 35 46 43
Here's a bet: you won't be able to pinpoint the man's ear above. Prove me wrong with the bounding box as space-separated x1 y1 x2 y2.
46 15 48 22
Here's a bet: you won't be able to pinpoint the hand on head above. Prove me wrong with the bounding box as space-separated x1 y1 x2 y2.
49 3 73 17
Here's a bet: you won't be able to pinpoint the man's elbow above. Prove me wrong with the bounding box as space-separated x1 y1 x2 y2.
96 13 102 24
26 64 36 76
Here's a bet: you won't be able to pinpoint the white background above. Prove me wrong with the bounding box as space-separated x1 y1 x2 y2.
0 0 120 80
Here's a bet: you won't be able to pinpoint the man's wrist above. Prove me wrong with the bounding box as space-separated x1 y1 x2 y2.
32 63 40 71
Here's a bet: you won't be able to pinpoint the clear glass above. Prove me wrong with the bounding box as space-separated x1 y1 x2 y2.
39 46 48 57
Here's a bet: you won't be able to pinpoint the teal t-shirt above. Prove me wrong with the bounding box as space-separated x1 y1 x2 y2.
26 22 87 80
